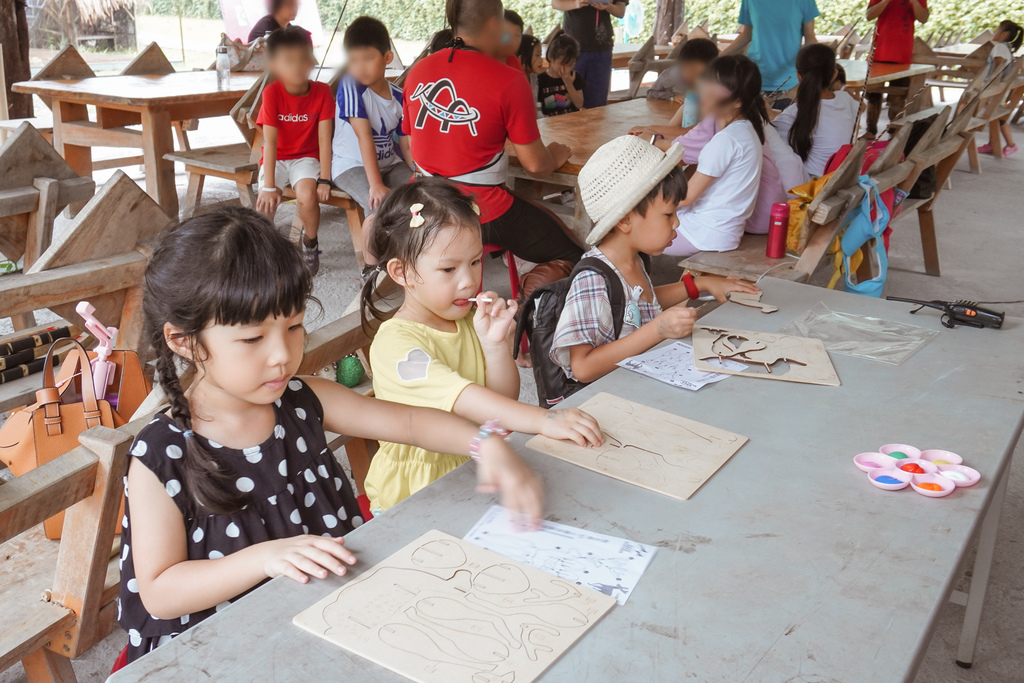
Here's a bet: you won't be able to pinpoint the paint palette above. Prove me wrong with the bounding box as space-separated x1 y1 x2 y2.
854 445 980 497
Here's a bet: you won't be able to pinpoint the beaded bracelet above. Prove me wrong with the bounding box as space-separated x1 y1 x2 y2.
469 419 510 461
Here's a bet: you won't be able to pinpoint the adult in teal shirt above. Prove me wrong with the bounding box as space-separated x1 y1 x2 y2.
724 0 820 94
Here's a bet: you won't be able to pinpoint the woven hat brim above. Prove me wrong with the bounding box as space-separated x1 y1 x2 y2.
583 142 685 246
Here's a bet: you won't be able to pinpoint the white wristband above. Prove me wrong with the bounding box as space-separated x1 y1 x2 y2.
259 186 280 194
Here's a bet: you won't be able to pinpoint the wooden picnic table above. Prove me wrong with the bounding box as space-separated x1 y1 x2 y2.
108 278 1024 681
837 60 934 114
13 71 262 217
933 43 983 58
610 42 672 69
505 98 678 238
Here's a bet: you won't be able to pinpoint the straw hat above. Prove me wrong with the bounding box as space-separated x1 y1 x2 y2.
579 135 684 245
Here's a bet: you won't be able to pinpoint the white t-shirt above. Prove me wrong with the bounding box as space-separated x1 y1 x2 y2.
677 119 764 252
764 123 809 194
774 90 859 177
331 74 406 178
989 41 1014 79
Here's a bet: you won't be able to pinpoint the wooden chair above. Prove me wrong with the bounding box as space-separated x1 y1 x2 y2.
542 24 563 46
963 58 1024 162
970 30 994 44
0 124 96 330
0 46 94 143
0 425 133 683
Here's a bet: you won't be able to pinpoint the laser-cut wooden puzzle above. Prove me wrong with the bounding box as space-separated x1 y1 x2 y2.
293 530 615 683
526 393 748 501
692 326 841 387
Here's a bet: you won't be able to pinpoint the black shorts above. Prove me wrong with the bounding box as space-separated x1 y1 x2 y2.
481 194 584 264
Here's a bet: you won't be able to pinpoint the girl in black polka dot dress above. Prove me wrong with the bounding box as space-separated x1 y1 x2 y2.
117 208 543 665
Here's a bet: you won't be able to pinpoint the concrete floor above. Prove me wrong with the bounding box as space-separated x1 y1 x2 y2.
3 112 1023 681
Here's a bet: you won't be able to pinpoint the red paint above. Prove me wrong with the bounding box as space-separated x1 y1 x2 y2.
900 463 926 474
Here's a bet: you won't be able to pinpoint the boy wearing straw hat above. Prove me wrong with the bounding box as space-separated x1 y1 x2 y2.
550 135 759 384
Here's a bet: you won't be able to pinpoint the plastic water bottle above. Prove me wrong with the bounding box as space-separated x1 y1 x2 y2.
681 92 699 128
216 46 230 90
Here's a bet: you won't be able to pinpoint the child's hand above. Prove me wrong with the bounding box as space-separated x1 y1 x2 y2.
628 125 657 137
257 188 281 217
476 438 543 530
697 275 761 303
540 408 604 448
261 535 357 584
473 292 519 349
547 142 572 169
317 181 332 203
654 305 698 340
368 183 389 210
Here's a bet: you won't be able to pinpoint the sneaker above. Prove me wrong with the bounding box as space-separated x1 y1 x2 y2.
301 232 321 276
1004 144 1019 157
977 143 994 154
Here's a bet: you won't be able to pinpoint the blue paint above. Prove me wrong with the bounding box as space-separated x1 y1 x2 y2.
876 475 903 485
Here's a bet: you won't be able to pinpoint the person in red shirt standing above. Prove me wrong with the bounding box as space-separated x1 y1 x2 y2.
256 26 335 275
402 0 583 266
864 0 929 138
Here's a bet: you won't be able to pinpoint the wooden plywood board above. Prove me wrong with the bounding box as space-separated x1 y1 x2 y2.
692 326 841 387
294 530 614 683
27 171 172 274
526 393 748 501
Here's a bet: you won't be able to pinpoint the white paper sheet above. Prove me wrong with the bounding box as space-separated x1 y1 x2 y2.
465 506 657 605
617 341 745 391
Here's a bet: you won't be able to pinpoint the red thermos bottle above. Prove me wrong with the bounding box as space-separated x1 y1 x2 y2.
767 202 789 258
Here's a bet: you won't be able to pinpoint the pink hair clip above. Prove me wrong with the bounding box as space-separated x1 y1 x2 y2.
409 203 425 228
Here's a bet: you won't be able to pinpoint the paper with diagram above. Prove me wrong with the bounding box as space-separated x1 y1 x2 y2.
294 530 615 683
692 325 841 386
465 506 656 606
617 341 744 391
527 393 747 501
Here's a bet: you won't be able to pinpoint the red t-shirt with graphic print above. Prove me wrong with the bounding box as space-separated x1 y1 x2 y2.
402 48 540 223
256 80 335 162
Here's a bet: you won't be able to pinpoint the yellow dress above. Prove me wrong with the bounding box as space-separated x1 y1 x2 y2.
365 316 487 512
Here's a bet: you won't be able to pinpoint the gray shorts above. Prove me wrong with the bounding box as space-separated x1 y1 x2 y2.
333 163 414 214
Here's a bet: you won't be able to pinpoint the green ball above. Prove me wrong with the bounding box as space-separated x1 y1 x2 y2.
336 356 366 388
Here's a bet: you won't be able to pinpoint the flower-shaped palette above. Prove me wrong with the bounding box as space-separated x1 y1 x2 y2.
853 444 980 498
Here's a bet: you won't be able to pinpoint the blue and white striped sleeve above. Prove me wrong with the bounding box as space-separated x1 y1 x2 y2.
337 76 368 120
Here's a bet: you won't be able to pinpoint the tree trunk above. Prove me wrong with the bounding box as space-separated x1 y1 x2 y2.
653 0 685 46
1 0 33 118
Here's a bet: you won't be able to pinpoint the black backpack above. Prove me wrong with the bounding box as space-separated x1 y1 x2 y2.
514 257 626 408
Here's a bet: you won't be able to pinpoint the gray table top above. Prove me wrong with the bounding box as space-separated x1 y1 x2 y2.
110 279 1024 682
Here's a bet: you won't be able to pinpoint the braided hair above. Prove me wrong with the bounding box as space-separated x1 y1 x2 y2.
143 207 314 515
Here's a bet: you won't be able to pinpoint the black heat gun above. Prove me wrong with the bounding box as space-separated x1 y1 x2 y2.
886 297 1005 329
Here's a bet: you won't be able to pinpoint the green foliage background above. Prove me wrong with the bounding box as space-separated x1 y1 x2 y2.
142 0 1022 45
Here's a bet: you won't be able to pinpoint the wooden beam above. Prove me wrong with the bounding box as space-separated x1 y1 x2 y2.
1 251 147 317
0 448 97 545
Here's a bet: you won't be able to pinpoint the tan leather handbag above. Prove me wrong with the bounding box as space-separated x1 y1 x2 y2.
55 348 151 426
0 339 117 539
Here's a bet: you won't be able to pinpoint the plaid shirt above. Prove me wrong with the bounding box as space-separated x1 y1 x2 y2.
551 248 662 379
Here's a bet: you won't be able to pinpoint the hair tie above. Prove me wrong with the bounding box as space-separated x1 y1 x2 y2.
471 201 481 216
183 429 194 439
409 203 425 228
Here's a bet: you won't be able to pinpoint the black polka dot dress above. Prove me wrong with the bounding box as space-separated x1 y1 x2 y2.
117 378 363 663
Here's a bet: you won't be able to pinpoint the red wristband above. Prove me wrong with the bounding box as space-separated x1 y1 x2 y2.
682 273 700 300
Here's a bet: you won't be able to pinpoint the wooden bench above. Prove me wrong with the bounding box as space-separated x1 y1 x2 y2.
0 425 133 682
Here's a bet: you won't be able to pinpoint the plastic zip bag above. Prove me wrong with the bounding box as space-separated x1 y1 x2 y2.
778 303 939 365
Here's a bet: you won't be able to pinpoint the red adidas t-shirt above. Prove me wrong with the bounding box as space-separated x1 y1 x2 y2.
256 80 334 162
870 0 926 64
403 49 540 223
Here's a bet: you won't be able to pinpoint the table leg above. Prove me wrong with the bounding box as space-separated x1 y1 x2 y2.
52 100 92 216
955 461 1010 668
140 107 179 217
905 73 929 115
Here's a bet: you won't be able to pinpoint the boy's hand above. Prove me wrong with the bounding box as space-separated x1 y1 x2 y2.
368 182 389 210
628 125 658 137
547 141 572 169
257 188 281 217
473 292 519 349
476 437 543 531
697 275 760 303
654 305 698 339
317 182 332 203
540 408 603 448
261 535 356 584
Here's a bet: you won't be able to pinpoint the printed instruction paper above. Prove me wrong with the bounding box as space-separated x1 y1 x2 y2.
617 341 745 390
